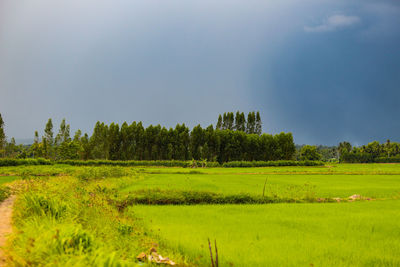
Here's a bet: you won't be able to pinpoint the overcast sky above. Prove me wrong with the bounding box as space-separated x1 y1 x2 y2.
1 0 399 145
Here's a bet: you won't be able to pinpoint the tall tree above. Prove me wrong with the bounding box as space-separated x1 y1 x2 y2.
226 112 234 130
108 123 121 160
222 113 228 130
90 122 109 159
44 118 54 159
31 131 43 158
246 112 256 134
5 137 17 158
0 113 5 157
255 111 262 135
235 112 246 132
216 115 223 130
55 119 71 145
80 133 91 160
190 125 205 160
338 141 352 159
73 130 82 142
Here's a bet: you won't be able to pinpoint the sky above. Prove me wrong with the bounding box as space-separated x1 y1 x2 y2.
0 0 399 145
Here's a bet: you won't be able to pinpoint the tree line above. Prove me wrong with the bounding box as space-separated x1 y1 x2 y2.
216 111 262 135
338 140 400 163
4 111 398 163
0 112 297 162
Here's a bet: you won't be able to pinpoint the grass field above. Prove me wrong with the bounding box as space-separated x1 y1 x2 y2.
121 173 400 198
1 163 400 266
132 201 400 267
0 176 19 186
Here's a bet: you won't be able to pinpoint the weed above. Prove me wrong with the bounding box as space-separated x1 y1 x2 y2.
21 193 68 219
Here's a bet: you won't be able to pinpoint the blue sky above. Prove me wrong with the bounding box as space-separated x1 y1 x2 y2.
0 0 399 145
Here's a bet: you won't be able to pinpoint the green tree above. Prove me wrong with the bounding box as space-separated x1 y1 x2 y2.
299 145 322 161
255 111 262 135
222 113 228 130
90 122 109 159
55 119 71 145
246 112 256 134
338 142 352 155
234 111 246 132
216 115 223 130
190 125 205 160
274 132 296 160
0 113 5 157
44 118 54 159
108 123 121 160
31 131 42 158
5 137 17 157
55 119 71 159
226 112 234 130
80 133 91 160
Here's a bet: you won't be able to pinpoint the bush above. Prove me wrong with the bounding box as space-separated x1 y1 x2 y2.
0 158 52 166
115 189 330 207
58 159 197 168
222 160 324 167
0 158 324 168
375 156 400 163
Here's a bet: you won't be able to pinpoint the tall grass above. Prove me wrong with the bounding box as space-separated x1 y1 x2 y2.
6 175 175 266
0 186 10 202
116 186 329 208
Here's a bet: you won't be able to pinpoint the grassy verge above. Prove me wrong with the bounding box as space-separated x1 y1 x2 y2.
5 175 187 266
115 188 332 208
0 186 10 203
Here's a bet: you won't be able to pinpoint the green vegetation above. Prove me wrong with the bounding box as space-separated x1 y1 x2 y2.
339 140 400 163
3 112 400 164
0 158 52 167
0 186 10 202
0 112 298 163
6 174 169 266
299 145 322 161
133 202 400 267
120 173 400 199
1 163 400 266
0 158 323 167
0 113 5 157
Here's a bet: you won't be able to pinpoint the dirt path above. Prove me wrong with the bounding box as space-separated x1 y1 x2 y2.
0 196 15 266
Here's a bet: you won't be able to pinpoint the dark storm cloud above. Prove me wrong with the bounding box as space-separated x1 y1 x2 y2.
0 0 399 145
249 1 400 145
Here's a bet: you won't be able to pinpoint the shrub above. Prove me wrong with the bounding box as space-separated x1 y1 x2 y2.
222 160 324 167
57 160 195 167
22 193 68 219
375 156 400 163
0 158 52 166
116 189 329 207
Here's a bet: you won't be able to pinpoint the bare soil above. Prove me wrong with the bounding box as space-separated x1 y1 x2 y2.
0 196 15 266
